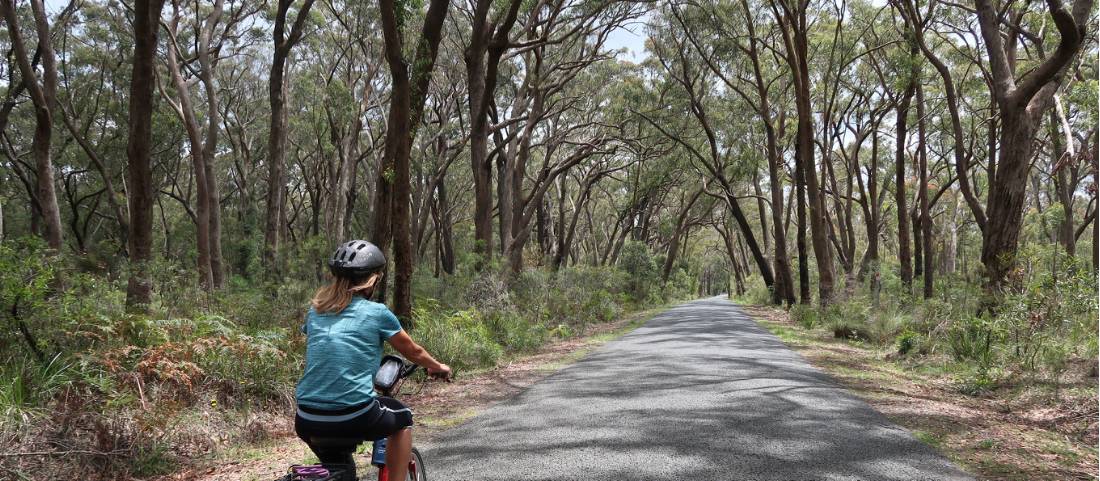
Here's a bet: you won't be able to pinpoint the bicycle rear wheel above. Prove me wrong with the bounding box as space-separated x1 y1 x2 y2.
407 447 426 481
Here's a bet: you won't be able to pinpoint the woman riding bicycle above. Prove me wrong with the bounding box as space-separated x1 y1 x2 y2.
295 240 452 481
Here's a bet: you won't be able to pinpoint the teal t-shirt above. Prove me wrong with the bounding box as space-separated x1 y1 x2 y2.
295 297 403 410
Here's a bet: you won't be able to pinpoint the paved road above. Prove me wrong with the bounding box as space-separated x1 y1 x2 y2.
420 297 972 481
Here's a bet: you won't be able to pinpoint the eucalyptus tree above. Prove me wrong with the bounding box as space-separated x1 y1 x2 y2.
264 0 316 277
317 0 387 246
668 0 797 305
770 0 837 305
55 3 134 252
972 0 1095 294
642 14 777 295
372 0 451 320
160 0 257 288
495 0 642 275
410 58 467 273
124 0 169 310
0 0 66 250
462 0 524 268
897 0 1096 298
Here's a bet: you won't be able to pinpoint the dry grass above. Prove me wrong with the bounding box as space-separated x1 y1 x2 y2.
742 304 1099 481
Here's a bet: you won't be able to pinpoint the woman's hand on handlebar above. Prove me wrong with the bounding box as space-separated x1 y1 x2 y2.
387 331 452 381
427 363 453 381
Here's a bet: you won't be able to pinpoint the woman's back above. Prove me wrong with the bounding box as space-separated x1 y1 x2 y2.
296 297 403 410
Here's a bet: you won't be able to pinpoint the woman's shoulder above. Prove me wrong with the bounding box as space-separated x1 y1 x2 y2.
348 297 389 313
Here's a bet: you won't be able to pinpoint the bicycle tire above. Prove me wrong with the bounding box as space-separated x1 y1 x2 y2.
408 447 427 481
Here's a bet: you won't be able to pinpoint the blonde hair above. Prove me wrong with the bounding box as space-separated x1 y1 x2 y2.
311 273 382 314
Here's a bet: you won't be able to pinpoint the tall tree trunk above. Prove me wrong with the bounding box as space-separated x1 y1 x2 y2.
895 80 915 291
766 145 795 305
1050 105 1075 257
467 50 493 268
435 181 455 274
465 0 522 269
264 0 316 279
662 189 703 283
197 3 225 288
917 84 933 298
165 27 213 288
912 208 922 278
774 0 833 304
536 196 550 261
970 0 1092 294
124 0 168 310
759 108 794 304
795 157 810 304
3 0 63 250
866 128 882 292
752 168 770 262
375 0 451 320
945 198 958 274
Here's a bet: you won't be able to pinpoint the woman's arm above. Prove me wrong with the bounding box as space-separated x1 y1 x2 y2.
387 331 452 379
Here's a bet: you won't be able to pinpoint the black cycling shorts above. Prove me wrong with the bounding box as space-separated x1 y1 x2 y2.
295 396 414 443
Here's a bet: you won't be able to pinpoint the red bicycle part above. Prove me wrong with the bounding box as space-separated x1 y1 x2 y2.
376 460 418 481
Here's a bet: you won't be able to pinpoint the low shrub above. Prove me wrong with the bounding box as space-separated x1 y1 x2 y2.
482 309 548 352
895 329 921 355
947 316 995 368
738 274 772 305
618 241 657 302
412 305 503 371
822 300 870 341
790 304 817 329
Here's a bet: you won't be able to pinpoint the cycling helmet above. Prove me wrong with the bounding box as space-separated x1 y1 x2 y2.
329 240 385 279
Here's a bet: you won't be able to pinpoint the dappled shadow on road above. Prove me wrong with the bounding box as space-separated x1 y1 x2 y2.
421 297 972 481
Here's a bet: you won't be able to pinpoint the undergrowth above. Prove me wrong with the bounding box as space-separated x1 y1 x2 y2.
0 237 682 479
757 245 1098 397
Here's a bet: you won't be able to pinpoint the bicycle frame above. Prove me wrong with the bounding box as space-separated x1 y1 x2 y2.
369 427 421 481
375 463 419 481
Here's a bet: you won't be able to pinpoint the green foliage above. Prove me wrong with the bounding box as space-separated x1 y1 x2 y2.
774 244 1097 391
790 304 817 329
822 301 871 341
947 316 995 367
618 241 657 302
739 276 774 305
0 237 55 332
895 329 920 356
410 303 503 371
0 354 73 428
954 366 1001 397
482 308 548 352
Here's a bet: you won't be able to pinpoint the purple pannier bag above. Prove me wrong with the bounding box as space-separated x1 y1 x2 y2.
284 464 342 481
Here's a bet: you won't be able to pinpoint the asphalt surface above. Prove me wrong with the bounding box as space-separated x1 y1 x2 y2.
420 297 973 481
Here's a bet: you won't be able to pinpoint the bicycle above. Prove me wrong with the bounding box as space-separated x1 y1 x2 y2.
282 355 437 481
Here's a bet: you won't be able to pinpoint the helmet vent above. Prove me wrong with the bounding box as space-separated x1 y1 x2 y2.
347 252 357 262
357 243 367 250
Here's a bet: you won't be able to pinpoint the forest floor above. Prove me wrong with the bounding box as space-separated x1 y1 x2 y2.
152 308 658 481
743 304 1099 481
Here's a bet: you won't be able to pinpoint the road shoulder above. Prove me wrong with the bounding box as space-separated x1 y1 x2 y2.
741 303 1098 481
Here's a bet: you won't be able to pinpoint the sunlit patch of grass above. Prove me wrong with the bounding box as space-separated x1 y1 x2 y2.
975 438 998 450
417 407 481 430
1043 441 1080 466
913 430 944 448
